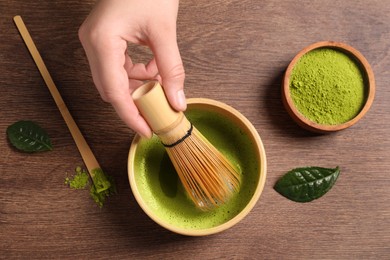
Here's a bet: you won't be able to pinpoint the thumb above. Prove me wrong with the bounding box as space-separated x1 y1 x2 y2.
150 36 186 111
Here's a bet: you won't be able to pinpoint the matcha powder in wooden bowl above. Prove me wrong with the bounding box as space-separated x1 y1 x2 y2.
289 48 367 125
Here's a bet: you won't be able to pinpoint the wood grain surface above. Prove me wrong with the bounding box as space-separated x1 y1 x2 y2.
1 0 389 259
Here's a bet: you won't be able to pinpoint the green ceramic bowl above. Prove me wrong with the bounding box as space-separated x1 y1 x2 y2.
128 98 267 236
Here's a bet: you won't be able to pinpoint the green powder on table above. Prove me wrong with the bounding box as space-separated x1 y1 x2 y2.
289 48 367 125
65 166 116 208
65 166 89 189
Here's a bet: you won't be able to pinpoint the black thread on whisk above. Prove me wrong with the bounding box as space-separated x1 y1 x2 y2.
162 123 193 148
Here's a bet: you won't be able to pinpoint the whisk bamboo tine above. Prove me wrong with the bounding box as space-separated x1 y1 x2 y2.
13 15 101 178
132 81 241 210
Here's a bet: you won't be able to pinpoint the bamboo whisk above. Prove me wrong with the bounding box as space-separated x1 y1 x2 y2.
132 81 241 210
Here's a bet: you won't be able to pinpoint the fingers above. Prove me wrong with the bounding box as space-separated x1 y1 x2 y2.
149 31 186 112
79 34 153 138
110 80 153 139
124 56 159 80
98 68 153 138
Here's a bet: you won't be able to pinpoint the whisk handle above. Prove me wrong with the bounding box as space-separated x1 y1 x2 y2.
132 81 183 134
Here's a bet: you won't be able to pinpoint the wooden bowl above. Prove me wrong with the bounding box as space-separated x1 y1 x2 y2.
128 98 267 236
282 41 375 133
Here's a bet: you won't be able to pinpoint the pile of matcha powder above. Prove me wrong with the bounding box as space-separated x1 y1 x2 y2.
65 166 116 208
289 48 367 125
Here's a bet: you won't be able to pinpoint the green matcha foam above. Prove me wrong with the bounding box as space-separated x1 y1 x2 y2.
133 108 260 230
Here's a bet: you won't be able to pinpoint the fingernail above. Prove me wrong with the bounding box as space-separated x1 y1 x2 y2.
177 90 187 111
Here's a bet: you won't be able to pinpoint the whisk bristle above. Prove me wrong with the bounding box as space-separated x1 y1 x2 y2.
163 122 241 211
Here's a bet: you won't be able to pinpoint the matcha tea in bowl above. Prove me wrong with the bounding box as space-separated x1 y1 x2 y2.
128 96 266 236
282 41 375 133
132 82 241 211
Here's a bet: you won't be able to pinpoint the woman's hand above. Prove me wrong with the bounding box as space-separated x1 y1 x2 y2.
79 0 186 138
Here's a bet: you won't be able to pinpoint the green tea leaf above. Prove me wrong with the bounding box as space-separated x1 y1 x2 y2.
274 166 340 202
7 120 53 152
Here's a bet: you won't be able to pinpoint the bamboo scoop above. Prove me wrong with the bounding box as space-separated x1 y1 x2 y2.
13 15 111 193
132 81 241 210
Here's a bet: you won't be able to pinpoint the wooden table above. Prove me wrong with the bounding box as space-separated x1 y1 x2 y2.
1 0 389 258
